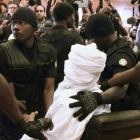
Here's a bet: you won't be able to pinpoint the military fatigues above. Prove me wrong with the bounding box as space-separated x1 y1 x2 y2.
100 38 140 111
0 38 56 140
41 25 82 89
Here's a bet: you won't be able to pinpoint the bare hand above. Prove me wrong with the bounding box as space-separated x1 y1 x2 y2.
71 25 79 33
34 31 40 37
0 20 9 30
23 111 38 121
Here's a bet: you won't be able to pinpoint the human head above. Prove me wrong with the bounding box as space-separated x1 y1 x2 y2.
64 44 106 87
7 1 18 16
85 13 115 51
129 29 137 40
82 13 89 23
53 2 75 28
11 7 37 42
34 5 45 21
44 20 53 32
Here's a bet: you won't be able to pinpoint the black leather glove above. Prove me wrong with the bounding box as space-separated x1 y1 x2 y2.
16 118 52 140
69 91 103 121
100 79 110 91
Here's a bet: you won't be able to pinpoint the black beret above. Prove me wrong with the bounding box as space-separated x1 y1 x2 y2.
53 2 75 21
11 7 38 30
85 13 115 38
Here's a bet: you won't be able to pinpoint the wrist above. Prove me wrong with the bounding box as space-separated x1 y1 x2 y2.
93 92 103 105
16 118 28 131
101 80 110 91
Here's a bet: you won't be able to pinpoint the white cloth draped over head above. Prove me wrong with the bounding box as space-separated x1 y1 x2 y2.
63 43 106 90
20 43 110 140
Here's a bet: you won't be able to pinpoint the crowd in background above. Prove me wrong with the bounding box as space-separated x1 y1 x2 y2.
0 0 139 51
0 0 140 140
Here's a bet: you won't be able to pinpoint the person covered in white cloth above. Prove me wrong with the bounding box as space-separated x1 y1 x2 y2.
21 43 110 140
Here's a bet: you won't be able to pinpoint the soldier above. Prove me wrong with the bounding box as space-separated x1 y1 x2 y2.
41 2 82 89
69 13 139 121
0 7 56 139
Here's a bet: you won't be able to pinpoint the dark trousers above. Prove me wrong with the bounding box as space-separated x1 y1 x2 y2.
0 111 23 140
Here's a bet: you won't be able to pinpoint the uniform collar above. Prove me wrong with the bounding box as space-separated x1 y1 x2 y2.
52 25 67 30
105 39 119 57
48 25 66 34
106 44 117 57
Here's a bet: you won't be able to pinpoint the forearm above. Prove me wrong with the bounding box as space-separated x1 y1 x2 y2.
44 87 54 112
96 5 100 13
101 85 128 104
119 24 128 36
89 8 94 14
109 4 116 10
109 64 140 86
75 11 79 28
82 7 88 14
1 96 23 124
46 11 51 19
46 0 52 19
46 6 52 19
0 75 22 124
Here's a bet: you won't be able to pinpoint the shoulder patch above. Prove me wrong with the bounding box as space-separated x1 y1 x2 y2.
119 58 127 66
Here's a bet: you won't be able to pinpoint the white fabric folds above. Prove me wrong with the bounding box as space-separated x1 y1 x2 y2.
63 43 106 90
21 43 110 140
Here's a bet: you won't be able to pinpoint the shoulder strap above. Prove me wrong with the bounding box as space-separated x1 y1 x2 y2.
114 39 129 49
44 29 72 43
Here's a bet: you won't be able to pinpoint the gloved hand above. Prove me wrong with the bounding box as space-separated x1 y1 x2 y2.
16 117 52 140
100 79 110 91
69 91 103 121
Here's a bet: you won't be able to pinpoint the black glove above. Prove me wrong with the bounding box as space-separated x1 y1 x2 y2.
100 79 110 91
69 91 103 121
16 118 52 140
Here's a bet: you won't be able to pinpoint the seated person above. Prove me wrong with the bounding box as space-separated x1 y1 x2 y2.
21 43 110 140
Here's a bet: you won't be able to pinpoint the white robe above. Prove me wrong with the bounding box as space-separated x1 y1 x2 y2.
21 43 111 140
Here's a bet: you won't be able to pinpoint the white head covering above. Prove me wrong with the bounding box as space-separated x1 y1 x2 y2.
62 43 106 90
